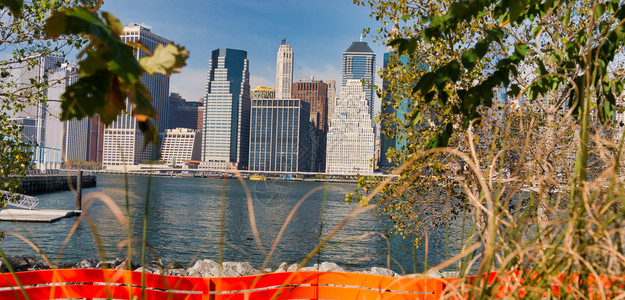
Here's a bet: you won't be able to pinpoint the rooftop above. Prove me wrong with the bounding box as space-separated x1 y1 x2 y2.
344 41 374 53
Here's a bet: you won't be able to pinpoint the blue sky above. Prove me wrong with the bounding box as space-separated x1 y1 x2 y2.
101 0 387 110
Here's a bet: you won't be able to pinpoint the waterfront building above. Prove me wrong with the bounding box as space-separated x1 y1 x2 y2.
201 48 251 170
161 128 201 167
379 52 411 171
326 80 375 175
324 80 336 125
342 40 376 117
167 92 202 130
292 77 328 172
275 39 293 100
251 86 276 100
248 99 310 172
8 54 64 149
102 23 171 169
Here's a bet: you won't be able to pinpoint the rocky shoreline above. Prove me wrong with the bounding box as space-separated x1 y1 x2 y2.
0 256 401 277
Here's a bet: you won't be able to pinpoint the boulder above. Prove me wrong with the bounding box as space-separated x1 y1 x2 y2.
74 258 99 269
2 256 31 272
165 268 187 277
187 259 220 277
318 262 343 272
134 266 162 274
221 262 259 277
274 262 289 273
166 262 183 269
23 255 37 266
368 267 398 277
30 260 50 270
286 263 300 272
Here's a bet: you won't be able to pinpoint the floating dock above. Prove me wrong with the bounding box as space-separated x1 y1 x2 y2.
0 209 81 222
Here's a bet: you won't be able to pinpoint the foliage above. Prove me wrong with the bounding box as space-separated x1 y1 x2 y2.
355 0 625 296
44 6 189 146
0 0 86 195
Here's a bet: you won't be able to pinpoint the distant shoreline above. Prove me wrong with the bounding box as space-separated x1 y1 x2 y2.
93 170 373 184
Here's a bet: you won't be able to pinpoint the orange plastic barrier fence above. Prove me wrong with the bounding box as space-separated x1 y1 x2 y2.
0 269 621 299
0 269 444 299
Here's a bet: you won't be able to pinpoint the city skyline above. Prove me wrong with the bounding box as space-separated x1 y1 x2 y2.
100 0 387 115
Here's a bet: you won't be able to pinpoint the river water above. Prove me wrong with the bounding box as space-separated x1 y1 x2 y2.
0 174 469 273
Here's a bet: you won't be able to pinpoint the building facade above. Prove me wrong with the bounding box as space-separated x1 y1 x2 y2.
161 128 201 167
102 23 171 169
251 86 276 100
275 40 293 100
248 99 310 172
324 80 336 126
201 48 251 170
326 80 375 175
342 41 376 117
292 77 328 172
167 92 202 130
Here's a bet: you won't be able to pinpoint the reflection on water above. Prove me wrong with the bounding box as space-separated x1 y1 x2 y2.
0 174 469 273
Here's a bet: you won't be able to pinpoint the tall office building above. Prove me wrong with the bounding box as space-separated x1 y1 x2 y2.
102 23 171 169
324 80 336 126
326 80 375 175
201 48 251 170
292 77 328 172
9 54 64 147
379 52 411 170
342 40 376 117
251 86 276 100
161 128 201 167
248 99 310 172
167 92 202 130
275 40 293 99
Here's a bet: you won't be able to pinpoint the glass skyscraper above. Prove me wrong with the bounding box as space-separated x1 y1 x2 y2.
342 41 376 117
248 99 310 172
201 48 251 170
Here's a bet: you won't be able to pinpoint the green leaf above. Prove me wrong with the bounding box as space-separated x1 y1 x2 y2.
462 49 478 71
0 0 23 17
401 13 413 21
101 12 124 36
509 0 527 24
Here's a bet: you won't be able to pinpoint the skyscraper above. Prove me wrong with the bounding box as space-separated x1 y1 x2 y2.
342 40 376 117
275 39 293 99
324 80 336 126
292 77 328 172
379 52 411 170
102 23 171 169
201 48 251 170
248 99 310 172
326 80 375 175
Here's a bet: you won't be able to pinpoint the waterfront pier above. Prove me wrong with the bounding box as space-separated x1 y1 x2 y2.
18 172 96 195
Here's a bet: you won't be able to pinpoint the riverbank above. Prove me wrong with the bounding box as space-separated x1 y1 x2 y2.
1 255 405 278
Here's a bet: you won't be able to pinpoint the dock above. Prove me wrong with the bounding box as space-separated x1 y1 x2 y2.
0 209 81 222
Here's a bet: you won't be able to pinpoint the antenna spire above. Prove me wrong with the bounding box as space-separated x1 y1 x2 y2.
281 38 286 45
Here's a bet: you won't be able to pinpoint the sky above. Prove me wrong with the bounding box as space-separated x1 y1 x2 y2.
100 0 388 113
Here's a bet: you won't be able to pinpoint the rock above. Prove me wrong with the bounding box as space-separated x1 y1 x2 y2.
134 266 162 274
318 262 343 272
135 260 165 274
30 260 50 270
286 263 300 272
96 260 115 269
113 257 127 268
187 259 220 277
275 262 289 273
74 258 99 269
300 264 318 271
165 268 187 277
368 267 398 277
166 262 183 269
263 268 272 273
23 255 37 267
2 256 30 272
187 270 201 277
425 269 442 278
221 262 259 277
